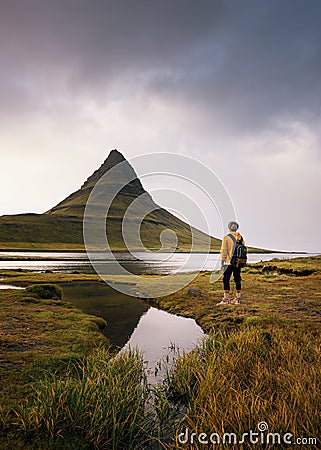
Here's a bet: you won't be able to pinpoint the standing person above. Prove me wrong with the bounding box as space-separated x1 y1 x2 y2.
217 221 246 305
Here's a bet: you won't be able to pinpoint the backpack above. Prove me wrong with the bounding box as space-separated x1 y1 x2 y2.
228 233 247 268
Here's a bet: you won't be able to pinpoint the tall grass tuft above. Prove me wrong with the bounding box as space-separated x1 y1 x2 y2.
165 327 321 449
11 328 321 449
16 347 152 449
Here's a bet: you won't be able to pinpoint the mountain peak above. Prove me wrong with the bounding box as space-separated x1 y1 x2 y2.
81 149 126 189
45 149 150 216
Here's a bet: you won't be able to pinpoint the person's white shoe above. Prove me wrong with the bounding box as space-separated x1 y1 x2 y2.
216 299 229 306
230 297 241 305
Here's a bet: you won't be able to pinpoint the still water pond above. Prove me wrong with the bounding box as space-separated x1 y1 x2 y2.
60 281 204 382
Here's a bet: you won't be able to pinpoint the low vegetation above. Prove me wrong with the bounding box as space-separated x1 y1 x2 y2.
164 327 321 448
151 255 321 333
0 255 320 448
16 348 150 449
26 283 62 300
0 278 107 448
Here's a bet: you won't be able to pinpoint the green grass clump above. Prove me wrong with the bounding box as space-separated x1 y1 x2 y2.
164 329 321 449
26 284 63 300
15 347 151 449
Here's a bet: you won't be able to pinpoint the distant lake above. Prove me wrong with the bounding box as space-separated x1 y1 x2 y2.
0 251 315 274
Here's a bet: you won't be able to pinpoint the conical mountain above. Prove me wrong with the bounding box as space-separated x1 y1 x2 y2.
0 150 222 251
46 149 218 251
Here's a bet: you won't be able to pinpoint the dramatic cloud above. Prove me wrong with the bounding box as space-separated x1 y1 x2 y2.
0 0 320 251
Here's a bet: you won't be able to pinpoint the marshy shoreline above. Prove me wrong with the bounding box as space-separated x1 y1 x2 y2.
1 255 320 449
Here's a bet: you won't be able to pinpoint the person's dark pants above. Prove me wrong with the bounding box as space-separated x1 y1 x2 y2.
223 264 242 291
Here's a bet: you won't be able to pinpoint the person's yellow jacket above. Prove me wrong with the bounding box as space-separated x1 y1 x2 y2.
220 232 245 265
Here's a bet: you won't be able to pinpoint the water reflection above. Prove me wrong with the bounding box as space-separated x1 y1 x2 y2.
60 281 149 347
122 307 204 383
0 284 25 290
59 281 204 382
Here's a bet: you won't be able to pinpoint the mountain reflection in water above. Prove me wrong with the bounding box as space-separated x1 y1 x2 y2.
60 281 204 382
60 281 149 348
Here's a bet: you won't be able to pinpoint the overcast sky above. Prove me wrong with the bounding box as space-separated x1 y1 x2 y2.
1 0 320 252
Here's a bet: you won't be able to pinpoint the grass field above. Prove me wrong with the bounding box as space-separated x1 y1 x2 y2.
151 255 321 448
0 256 320 448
